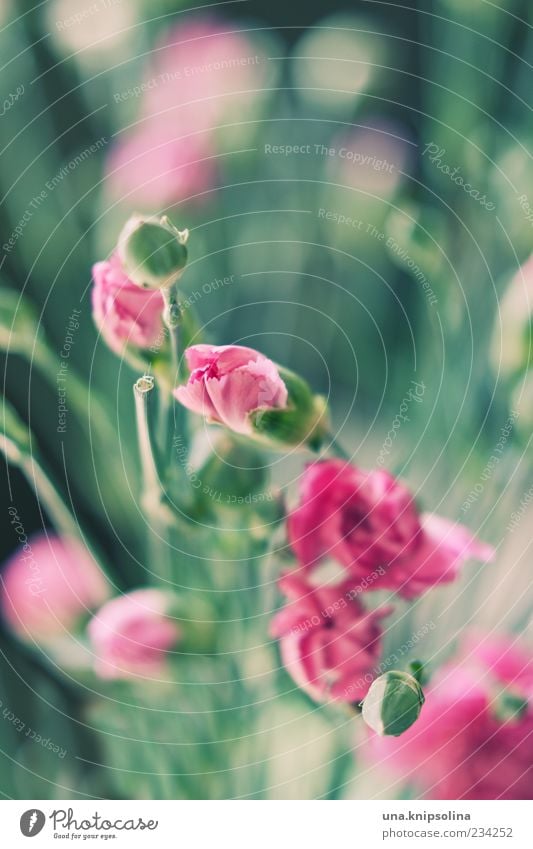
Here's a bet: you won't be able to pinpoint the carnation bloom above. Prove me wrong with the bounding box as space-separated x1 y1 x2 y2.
366 634 533 799
174 344 288 435
92 253 164 354
270 572 392 703
88 589 181 680
1 534 109 640
288 461 494 599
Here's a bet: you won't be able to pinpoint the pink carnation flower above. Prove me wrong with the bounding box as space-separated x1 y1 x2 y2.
88 589 180 680
270 572 392 703
174 344 288 435
366 634 533 799
1 534 109 640
92 253 164 355
288 461 494 599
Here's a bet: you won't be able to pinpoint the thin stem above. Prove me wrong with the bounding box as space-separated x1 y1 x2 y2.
134 375 173 583
161 284 181 383
134 375 163 509
21 455 81 540
157 386 171 456
159 284 191 488
0 422 110 580
33 339 119 449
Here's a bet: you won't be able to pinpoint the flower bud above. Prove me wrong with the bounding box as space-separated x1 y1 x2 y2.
361 670 425 736
117 214 189 290
174 345 329 450
248 367 329 450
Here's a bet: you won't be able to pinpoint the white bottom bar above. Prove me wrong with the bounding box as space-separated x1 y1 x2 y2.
3 799 531 847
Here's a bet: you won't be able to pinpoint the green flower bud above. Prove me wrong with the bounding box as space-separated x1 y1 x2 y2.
248 367 329 451
118 214 189 290
362 670 425 736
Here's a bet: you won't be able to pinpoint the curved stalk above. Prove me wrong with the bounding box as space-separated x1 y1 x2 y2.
134 375 174 583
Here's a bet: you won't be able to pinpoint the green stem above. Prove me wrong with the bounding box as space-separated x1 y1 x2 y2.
134 375 173 583
0 418 110 579
161 284 181 382
326 432 351 461
21 453 81 541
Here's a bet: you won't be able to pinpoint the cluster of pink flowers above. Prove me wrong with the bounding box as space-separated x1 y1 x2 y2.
107 17 270 207
0 533 180 680
366 634 533 799
85 251 496 709
89 274 498 703
271 460 494 704
31 222 510 795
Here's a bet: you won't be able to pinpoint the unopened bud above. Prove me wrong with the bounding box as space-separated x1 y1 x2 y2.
361 670 425 736
118 214 189 290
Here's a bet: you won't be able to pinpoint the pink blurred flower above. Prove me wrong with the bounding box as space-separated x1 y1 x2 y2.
1 533 109 640
288 461 494 599
92 253 164 355
88 589 180 680
174 344 288 435
106 126 217 207
329 120 411 196
270 572 392 703
143 18 269 132
107 17 270 206
366 635 533 799
490 253 533 377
